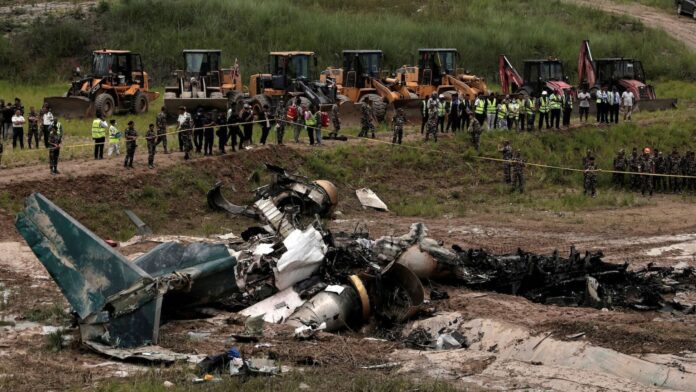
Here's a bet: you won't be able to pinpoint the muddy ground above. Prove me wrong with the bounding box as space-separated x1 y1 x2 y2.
1 141 695 391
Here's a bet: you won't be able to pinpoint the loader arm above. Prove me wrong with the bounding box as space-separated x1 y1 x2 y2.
499 55 524 95
295 80 330 107
369 78 401 103
578 40 596 88
444 75 477 100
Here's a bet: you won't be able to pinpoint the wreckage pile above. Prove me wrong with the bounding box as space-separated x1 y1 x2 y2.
13 165 696 377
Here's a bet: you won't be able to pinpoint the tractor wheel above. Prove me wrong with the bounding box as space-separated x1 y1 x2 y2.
251 94 271 114
94 93 115 117
359 93 387 122
130 92 148 114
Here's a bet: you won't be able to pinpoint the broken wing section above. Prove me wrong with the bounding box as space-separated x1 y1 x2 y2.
15 193 153 320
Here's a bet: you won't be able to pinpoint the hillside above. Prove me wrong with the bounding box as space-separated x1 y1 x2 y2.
0 0 695 84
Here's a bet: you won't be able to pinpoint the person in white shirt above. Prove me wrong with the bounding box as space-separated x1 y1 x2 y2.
176 106 191 152
577 89 591 123
11 109 25 149
621 90 635 121
41 106 54 148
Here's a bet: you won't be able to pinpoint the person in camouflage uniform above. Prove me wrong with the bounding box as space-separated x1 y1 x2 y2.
628 147 640 191
274 100 286 145
123 120 138 169
392 108 406 144
180 113 193 160
668 147 682 193
583 156 597 197
155 106 169 153
424 102 438 142
47 124 61 175
358 101 376 138
146 123 156 169
612 149 626 188
499 140 512 184
639 147 654 196
511 150 525 193
653 149 666 192
329 103 341 138
468 113 482 153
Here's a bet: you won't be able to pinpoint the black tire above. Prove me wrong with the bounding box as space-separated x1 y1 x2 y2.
94 93 115 117
130 92 148 114
359 93 387 122
251 94 271 115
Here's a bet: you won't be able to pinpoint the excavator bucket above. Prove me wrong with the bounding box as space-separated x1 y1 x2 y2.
394 99 424 125
163 97 229 117
336 100 363 128
43 96 95 119
635 98 678 112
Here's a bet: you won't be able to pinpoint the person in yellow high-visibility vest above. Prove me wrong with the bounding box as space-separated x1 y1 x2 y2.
485 92 497 130
91 113 108 160
537 91 550 130
549 90 562 130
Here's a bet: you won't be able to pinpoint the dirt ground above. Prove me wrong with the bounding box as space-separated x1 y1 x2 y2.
1 132 695 390
565 0 696 50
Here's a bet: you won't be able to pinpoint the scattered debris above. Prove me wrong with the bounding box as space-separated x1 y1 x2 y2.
84 341 205 365
355 188 389 211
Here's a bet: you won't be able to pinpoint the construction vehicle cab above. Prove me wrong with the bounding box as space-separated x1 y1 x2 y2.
164 50 245 117
44 49 159 118
500 55 573 97
394 49 488 101
249 51 335 113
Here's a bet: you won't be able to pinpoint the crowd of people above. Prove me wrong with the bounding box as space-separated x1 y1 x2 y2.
610 147 696 196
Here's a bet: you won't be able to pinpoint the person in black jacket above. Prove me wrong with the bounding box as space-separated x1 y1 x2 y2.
216 111 228 154
239 104 254 148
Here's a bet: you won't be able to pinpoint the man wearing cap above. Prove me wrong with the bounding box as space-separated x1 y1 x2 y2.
123 120 138 169
537 91 550 130
499 140 512 184
639 147 654 196
612 149 627 188
155 106 169 154
583 155 597 197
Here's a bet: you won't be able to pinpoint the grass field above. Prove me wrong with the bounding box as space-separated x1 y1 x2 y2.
0 0 695 84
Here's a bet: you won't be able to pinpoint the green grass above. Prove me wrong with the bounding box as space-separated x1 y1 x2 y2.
1 0 695 84
24 304 70 324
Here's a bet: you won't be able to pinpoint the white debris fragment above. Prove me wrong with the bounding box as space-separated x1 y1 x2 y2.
355 188 389 211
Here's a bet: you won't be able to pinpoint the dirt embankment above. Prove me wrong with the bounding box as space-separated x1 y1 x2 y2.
565 0 696 50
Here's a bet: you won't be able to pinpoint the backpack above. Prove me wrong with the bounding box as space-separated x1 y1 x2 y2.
320 112 330 127
286 105 297 121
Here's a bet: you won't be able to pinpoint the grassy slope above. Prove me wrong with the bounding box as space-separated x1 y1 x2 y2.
1 0 695 84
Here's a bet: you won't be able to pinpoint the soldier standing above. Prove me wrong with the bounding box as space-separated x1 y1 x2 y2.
499 140 512 184
392 108 406 145
639 147 654 196
358 101 376 138
27 107 39 149
468 113 482 153
584 156 597 197
612 149 626 188
227 105 241 151
123 120 137 169
424 101 438 142
683 151 695 192
146 123 156 169
330 102 341 138
653 149 665 192
48 124 61 175
193 107 205 153
511 150 525 193
155 106 169 153
203 110 216 155
668 148 681 193
628 147 640 191
216 111 228 154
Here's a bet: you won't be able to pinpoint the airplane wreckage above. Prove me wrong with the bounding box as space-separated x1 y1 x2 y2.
14 165 696 355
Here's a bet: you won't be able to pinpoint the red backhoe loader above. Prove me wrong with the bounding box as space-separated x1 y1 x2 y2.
499 54 574 97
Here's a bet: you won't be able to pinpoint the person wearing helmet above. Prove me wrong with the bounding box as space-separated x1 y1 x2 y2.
537 90 550 130
639 147 654 196
583 156 598 197
612 149 627 188
392 107 407 145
